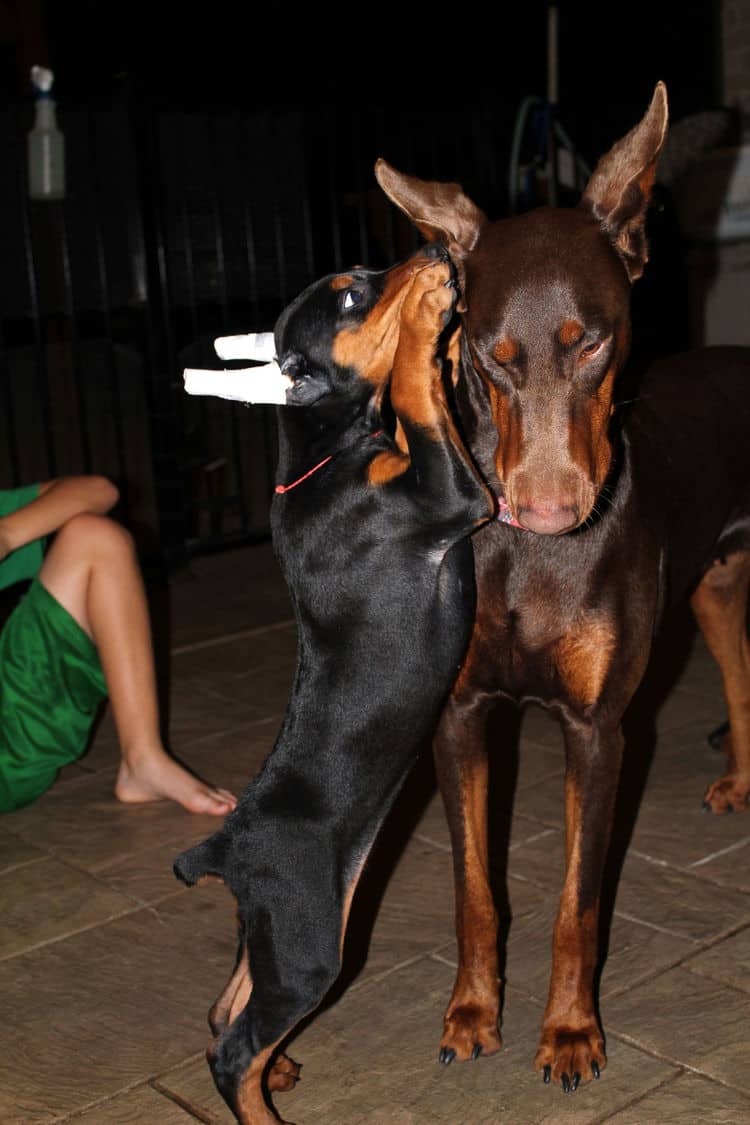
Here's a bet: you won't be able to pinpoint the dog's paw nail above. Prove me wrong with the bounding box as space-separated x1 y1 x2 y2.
726 804 734 812
592 1060 601 1079
471 1044 482 1060
543 1064 551 1084
562 1073 571 1094
571 1071 580 1092
701 800 711 812
439 1047 456 1065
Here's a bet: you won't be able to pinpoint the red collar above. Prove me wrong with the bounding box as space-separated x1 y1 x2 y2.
275 454 334 494
275 430 383 495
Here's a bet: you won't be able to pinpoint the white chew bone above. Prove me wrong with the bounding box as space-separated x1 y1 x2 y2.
183 362 291 405
214 333 276 362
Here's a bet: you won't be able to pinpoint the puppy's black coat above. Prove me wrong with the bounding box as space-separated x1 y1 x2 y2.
175 246 492 1121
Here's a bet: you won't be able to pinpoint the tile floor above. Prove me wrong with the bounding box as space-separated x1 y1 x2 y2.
1 543 749 1124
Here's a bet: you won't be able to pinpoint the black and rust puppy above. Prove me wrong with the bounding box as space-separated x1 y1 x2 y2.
175 246 493 1122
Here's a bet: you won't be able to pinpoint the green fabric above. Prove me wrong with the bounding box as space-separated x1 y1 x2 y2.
0 484 45 592
0 578 107 812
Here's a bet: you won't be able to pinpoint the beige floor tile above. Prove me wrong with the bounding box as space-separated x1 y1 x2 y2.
606 965 750 1089
218 958 673 1125
0 720 279 874
161 683 270 746
0 857 136 960
70 1082 201 1123
629 801 750 886
168 542 292 650
682 923 750 994
177 720 279 795
506 824 565 889
0 827 46 874
71 685 270 777
158 962 676 1125
0 769 232 873
95 831 225 906
516 737 565 790
685 835 750 892
497 893 697 1005
154 1055 235 1123
606 1070 750 1124
651 683 727 736
173 619 297 684
341 832 546 995
512 781 567 830
0 888 236 1123
344 839 455 986
611 852 750 941
519 704 565 750
0 729 274 903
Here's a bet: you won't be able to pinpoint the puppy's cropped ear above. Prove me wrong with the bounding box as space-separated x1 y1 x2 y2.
374 159 486 287
173 831 229 887
579 81 669 281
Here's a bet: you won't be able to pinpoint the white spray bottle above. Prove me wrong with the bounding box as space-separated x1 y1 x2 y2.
27 65 65 201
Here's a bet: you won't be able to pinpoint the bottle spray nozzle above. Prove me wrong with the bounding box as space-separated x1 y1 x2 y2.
30 66 55 96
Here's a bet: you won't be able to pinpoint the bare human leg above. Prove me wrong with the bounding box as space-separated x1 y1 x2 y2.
37 513 237 815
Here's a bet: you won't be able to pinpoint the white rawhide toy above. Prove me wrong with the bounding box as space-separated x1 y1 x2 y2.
183 332 292 404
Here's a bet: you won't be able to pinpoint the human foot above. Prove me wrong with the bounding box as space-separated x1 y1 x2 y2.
115 748 237 815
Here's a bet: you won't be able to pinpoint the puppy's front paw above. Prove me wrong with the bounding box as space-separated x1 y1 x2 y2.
410 261 457 331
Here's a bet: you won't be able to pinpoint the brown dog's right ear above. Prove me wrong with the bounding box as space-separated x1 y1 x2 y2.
579 81 669 281
374 158 487 273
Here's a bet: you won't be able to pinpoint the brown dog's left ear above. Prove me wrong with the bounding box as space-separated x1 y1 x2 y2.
579 81 669 281
374 158 487 285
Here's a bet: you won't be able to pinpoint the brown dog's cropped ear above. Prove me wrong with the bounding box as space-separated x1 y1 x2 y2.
374 158 487 263
579 81 669 281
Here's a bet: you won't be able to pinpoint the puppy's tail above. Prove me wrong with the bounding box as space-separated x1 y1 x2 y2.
174 830 230 887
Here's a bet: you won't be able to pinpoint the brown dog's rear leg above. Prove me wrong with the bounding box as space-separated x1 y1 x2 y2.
433 692 502 1064
535 719 622 1091
691 551 750 813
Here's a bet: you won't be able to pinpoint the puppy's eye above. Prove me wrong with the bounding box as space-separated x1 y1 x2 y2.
342 289 363 310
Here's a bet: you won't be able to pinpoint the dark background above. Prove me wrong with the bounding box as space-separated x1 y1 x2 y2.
12 2 722 177
0 0 734 566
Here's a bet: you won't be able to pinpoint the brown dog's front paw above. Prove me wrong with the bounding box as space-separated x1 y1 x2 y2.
438 1004 502 1065
535 1025 606 1093
702 773 750 814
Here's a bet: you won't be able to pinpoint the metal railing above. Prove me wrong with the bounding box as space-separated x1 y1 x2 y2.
0 95 511 570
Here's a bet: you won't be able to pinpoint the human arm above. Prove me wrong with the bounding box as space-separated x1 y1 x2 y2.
0 476 119 563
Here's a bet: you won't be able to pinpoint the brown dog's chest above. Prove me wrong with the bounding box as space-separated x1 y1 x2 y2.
466 530 617 713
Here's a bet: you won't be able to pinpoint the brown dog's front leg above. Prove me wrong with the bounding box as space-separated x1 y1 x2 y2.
433 689 502 1064
535 719 623 1092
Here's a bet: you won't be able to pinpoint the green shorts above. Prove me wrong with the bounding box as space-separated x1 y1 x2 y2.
0 579 107 812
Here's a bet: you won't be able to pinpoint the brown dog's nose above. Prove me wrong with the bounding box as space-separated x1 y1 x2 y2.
516 503 579 535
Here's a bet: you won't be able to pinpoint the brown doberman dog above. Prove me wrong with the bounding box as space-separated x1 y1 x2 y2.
375 82 750 1094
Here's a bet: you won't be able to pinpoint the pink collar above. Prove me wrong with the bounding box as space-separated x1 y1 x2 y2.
497 496 522 528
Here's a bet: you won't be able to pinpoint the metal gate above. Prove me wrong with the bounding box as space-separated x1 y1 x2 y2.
0 94 510 571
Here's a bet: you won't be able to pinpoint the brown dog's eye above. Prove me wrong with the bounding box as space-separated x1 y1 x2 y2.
579 341 602 362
